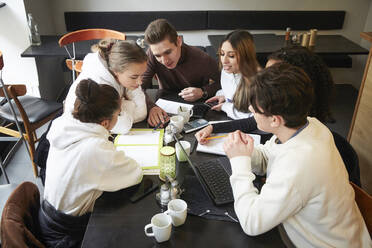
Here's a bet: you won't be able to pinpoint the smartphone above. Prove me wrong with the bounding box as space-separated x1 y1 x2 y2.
205 101 219 108
130 178 159 203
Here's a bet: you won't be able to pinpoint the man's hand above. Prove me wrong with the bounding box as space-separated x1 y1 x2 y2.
223 130 254 159
178 87 203 102
195 125 213 145
147 106 169 127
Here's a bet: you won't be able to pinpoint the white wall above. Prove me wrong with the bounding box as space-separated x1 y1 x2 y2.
2 0 372 96
24 0 55 35
0 0 40 96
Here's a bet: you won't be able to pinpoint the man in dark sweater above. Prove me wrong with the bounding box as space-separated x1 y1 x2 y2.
143 19 221 127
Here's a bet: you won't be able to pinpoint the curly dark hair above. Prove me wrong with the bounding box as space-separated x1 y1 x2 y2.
267 46 334 123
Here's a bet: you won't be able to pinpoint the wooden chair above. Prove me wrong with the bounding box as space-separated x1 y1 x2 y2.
58 28 126 80
0 51 62 177
350 182 372 238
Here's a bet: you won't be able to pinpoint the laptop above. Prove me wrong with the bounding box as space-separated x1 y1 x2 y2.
177 136 234 206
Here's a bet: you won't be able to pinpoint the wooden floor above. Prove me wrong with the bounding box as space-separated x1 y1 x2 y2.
1 84 371 196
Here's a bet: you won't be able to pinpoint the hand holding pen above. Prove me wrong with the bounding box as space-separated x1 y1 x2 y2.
194 125 213 145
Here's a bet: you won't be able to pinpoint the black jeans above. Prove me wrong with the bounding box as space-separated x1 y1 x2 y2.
38 200 91 248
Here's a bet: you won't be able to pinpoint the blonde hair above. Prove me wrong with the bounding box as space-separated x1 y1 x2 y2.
92 39 147 74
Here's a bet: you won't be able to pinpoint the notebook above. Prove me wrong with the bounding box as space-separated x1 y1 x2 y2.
114 129 164 172
196 133 261 155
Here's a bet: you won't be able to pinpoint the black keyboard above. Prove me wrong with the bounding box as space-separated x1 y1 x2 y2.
195 158 234 205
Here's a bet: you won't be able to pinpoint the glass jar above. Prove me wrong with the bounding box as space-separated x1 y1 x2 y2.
159 146 176 181
27 13 41 46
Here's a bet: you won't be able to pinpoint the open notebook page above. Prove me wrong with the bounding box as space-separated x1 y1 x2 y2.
114 129 164 170
196 133 261 156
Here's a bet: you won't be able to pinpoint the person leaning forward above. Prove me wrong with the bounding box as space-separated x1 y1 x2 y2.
142 19 221 127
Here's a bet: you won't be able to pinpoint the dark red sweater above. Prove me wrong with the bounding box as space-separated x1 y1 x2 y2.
142 43 221 109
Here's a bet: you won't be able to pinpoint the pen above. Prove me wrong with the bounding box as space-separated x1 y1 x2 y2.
205 134 227 140
153 121 162 131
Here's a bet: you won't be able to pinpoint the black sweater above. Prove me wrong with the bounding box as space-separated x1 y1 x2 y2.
212 117 272 144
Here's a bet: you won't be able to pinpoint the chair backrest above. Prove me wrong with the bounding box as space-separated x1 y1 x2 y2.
65 59 83 73
58 28 125 46
350 182 372 237
0 85 29 130
0 84 27 98
1 182 45 247
58 28 126 80
332 131 361 186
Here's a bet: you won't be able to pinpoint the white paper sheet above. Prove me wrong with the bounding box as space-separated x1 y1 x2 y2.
155 98 193 115
196 133 261 156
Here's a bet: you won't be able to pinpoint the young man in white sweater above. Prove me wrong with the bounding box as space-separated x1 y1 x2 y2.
223 63 371 247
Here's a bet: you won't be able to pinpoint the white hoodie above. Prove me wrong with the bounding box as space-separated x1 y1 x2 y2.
217 69 252 119
63 52 147 134
44 114 143 216
230 118 371 247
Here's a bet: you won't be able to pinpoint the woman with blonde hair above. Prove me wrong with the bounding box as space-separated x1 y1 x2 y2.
63 39 148 134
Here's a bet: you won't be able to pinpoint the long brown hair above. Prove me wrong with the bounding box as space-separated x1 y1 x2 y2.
221 30 259 112
72 79 120 124
219 30 259 77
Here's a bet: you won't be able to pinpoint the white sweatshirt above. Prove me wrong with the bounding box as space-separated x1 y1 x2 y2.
63 52 147 134
44 114 143 216
217 69 252 119
230 117 371 247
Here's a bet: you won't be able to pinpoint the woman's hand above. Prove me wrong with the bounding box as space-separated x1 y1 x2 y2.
195 125 213 145
206 95 225 111
223 130 254 159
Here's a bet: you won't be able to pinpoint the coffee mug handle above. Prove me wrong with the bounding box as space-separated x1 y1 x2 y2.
144 224 154 237
164 210 170 215
189 109 193 117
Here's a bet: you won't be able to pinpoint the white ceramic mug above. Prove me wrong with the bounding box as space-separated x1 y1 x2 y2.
164 199 188 227
144 213 172 243
169 115 184 134
177 106 193 124
175 141 191 162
